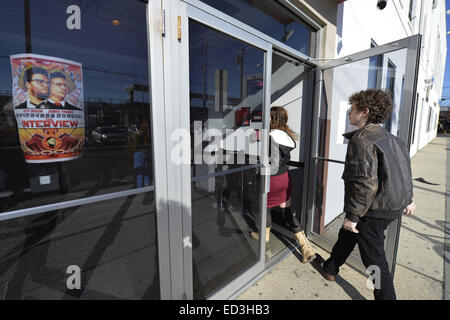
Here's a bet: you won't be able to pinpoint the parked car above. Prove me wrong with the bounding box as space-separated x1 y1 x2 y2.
91 126 128 145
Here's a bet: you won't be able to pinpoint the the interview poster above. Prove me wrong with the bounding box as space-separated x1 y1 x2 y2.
10 54 84 163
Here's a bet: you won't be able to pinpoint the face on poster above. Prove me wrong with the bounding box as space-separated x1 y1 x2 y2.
10 53 84 163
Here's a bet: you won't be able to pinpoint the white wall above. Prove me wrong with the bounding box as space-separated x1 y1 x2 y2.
336 0 446 157
410 0 446 155
336 0 412 56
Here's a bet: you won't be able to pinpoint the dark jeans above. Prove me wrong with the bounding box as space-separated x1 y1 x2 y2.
323 216 397 300
266 207 302 234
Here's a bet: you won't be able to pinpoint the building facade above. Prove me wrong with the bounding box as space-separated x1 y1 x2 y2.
336 0 446 156
0 0 444 300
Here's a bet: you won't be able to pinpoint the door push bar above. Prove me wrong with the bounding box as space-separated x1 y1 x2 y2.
311 156 345 165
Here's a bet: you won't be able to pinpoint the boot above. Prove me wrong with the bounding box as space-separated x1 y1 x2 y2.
250 227 271 243
294 230 316 263
265 226 271 242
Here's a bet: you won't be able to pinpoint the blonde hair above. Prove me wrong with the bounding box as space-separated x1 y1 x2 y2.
270 106 298 140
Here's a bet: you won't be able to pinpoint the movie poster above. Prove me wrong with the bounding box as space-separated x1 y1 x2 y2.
10 54 84 163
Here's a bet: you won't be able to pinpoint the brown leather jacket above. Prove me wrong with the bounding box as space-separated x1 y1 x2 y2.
342 124 413 222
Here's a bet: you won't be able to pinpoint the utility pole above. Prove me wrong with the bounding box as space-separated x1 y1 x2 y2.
24 0 32 53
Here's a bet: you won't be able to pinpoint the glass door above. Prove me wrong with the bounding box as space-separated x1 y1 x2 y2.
187 16 272 301
188 19 266 300
162 1 273 299
265 51 314 262
306 35 421 274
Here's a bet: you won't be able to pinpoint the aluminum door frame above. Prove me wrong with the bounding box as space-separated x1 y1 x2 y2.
186 3 273 300
305 34 422 275
147 0 175 300
180 2 322 275
156 0 275 300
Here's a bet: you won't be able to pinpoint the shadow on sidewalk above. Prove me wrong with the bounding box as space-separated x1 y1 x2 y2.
334 276 367 300
269 230 369 300
413 184 450 197
308 254 367 300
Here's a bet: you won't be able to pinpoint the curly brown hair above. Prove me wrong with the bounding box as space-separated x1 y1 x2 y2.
270 106 299 140
348 89 393 124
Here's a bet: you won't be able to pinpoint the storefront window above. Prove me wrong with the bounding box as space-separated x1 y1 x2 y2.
0 193 159 299
0 0 159 300
199 0 315 56
0 0 153 213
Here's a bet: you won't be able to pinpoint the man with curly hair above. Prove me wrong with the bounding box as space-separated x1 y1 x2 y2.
313 89 416 300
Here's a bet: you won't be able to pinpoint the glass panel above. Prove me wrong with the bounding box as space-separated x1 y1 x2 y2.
367 41 382 89
367 55 381 89
191 168 260 299
266 52 311 259
0 0 152 214
313 48 408 239
0 192 159 299
199 0 314 55
312 158 360 255
189 20 264 299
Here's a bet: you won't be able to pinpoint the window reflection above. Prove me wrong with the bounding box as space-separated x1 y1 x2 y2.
200 0 315 55
189 20 263 299
267 52 311 260
0 192 159 299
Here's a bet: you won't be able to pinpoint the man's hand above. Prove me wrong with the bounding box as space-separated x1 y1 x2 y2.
59 133 79 151
25 134 45 152
404 202 416 216
342 218 359 233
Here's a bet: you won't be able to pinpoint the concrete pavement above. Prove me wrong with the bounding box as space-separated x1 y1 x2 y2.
237 136 449 300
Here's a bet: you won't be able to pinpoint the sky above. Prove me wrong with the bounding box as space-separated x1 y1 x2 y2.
441 0 450 106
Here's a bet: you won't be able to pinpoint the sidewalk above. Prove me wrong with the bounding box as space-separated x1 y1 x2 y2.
236 136 448 300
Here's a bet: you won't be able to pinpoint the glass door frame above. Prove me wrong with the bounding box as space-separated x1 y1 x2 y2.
152 0 277 300
184 2 273 300
185 2 272 299
151 0 332 300
305 34 422 275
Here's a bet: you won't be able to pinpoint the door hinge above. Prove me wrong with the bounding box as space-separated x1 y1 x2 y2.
161 9 166 37
177 16 182 41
